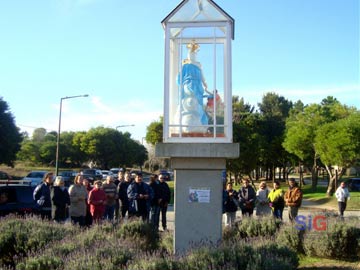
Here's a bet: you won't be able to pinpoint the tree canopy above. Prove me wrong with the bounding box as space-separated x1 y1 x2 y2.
283 96 359 194
0 97 22 166
17 126 147 169
145 93 360 194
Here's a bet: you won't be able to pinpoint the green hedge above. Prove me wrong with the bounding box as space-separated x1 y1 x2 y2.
0 215 358 270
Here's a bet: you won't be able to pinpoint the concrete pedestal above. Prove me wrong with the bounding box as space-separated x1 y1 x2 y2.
156 143 239 253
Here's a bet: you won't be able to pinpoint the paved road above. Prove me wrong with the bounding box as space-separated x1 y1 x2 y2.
163 200 359 231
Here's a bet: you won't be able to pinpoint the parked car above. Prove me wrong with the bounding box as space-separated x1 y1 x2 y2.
130 169 142 180
110 168 123 180
159 170 171 181
0 184 39 216
59 171 77 186
0 171 12 181
101 170 114 180
80 169 102 183
23 171 48 187
348 178 360 191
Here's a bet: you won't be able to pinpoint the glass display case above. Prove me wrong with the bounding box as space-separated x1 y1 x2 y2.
162 0 234 143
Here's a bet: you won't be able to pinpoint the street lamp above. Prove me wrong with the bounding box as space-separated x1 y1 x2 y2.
55 94 89 176
116 124 135 130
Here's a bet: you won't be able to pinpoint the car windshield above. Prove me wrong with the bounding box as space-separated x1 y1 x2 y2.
27 172 45 178
83 170 95 174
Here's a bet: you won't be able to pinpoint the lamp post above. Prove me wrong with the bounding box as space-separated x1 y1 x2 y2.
116 124 135 130
55 94 89 176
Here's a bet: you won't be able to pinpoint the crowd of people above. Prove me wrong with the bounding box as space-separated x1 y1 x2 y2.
32 170 171 230
223 178 304 227
33 171 351 229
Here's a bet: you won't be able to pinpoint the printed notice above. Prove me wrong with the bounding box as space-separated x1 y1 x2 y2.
188 187 210 203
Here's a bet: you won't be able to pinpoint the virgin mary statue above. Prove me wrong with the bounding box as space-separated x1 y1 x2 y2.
176 40 211 133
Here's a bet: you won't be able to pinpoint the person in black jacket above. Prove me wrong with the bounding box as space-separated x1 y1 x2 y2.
149 174 161 229
117 171 131 221
127 172 152 222
51 176 70 223
33 172 54 220
224 182 239 227
158 173 171 231
238 178 256 217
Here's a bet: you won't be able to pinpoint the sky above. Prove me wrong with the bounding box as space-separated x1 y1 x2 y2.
0 0 359 143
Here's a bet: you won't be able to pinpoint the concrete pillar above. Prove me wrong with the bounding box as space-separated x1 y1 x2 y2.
156 143 239 253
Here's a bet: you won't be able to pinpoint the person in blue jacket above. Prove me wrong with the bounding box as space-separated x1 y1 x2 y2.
127 172 152 222
33 172 54 220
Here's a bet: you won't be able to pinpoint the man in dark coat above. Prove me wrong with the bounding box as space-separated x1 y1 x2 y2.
33 172 54 220
158 173 171 231
117 171 131 220
149 174 161 229
127 172 152 222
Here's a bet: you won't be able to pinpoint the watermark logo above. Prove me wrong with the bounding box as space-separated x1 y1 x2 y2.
295 215 327 231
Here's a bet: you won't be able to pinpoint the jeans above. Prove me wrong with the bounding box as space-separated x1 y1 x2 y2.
150 205 160 228
273 208 283 220
104 205 115 221
160 205 168 229
224 211 236 227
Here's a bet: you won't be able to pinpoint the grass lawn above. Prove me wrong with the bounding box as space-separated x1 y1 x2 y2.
298 255 360 270
302 184 360 210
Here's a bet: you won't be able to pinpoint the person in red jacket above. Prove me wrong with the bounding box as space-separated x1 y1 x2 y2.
88 180 106 224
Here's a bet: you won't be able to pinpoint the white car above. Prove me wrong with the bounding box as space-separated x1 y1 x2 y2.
23 171 48 186
101 170 114 180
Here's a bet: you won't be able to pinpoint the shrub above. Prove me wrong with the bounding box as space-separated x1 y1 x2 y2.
0 217 73 268
76 225 111 248
182 240 298 270
222 225 238 242
16 255 63 270
303 219 360 260
236 217 280 238
185 246 228 270
276 225 305 253
251 241 299 270
13 221 134 270
117 220 159 251
159 230 174 255
127 256 183 270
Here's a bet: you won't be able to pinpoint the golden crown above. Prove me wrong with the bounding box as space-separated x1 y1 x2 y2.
187 40 200 53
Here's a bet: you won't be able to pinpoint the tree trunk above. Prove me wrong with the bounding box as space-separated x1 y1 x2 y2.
282 167 287 182
326 166 345 196
311 166 318 191
325 165 335 196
